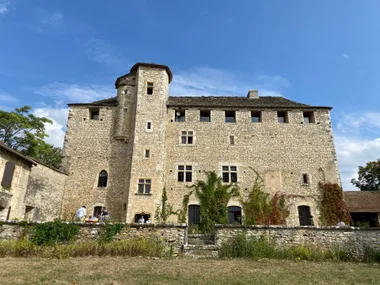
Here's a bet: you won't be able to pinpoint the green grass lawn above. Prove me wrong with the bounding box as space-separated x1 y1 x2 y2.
1 257 379 285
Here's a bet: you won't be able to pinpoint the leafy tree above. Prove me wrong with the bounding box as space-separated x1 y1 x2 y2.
351 159 380 191
240 171 289 225
187 171 239 234
154 187 173 224
0 106 62 168
319 182 351 226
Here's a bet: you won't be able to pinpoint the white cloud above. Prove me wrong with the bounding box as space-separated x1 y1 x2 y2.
336 111 380 136
84 39 123 65
341 53 349 58
335 136 380 191
33 107 68 148
41 10 63 28
34 83 114 103
0 91 18 103
0 2 10 15
170 67 290 97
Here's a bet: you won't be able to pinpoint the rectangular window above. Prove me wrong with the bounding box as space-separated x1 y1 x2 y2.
181 131 193 145
147 122 151 129
229 135 235 145
222 166 237 183
90 109 99 120
200 110 211 122
251 111 261 123
175 110 185 122
145 149 150 158
138 179 151 194
147 82 153 95
277 111 288 123
225 111 236 123
302 174 310 185
303 112 314 124
178 165 192 182
1 161 15 188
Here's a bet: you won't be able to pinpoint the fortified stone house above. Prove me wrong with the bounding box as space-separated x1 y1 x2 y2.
61 62 340 226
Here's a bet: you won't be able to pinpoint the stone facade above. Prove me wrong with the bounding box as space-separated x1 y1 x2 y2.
61 62 340 226
0 145 35 220
0 143 67 221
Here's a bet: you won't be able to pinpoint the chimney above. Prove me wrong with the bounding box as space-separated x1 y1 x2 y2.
247 90 258 99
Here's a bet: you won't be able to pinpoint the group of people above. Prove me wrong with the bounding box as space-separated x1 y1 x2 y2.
75 206 110 223
138 216 151 224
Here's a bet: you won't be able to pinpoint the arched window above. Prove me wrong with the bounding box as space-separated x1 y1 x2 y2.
98 170 108 187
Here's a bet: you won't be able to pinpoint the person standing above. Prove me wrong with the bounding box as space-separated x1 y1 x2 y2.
76 205 86 221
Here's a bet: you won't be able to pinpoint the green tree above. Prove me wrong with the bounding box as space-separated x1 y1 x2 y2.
154 187 173 224
0 106 62 168
351 159 380 191
188 171 239 234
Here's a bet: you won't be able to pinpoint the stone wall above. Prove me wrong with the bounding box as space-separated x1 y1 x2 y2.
215 225 380 251
0 149 33 221
0 222 187 253
25 163 67 221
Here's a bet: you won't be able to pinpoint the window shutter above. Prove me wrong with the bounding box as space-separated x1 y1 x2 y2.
1 161 15 187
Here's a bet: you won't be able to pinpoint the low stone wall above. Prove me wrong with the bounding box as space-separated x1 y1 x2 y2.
215 225 380 251
0 222 187 253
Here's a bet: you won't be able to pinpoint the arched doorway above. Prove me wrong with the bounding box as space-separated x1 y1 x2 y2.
228 206 242 224
298 206 313 226
188 205 200 226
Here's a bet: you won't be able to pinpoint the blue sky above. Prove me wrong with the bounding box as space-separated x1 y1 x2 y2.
1 0 380 190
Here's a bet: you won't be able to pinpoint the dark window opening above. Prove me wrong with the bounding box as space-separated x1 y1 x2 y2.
93 206 102 218
147 82 153 95
229 136 235 145
134 213 151 223
175 110 185 122
222 166 237 183
228 206 242 224
1 161 15 188
251 111 262 123
303 112 314 124
181 131 193 145
298 206 313 226
138 179 151 194
200 110 211 122
188 205 200 226
123 203 127 211
225 111 236 123
90 109 100 120
178 165 192 182
24 206 34 220
277 111 288 123
145 150 150 158
302 174 310 185
147 122 151 129
98 170 108 187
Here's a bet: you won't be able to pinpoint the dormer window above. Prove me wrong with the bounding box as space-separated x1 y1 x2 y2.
175 110 185 122
90 108 99 120
147 82 153 95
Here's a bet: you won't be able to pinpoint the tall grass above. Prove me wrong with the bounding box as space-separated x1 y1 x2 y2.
219 233 380 263
0 239 166 259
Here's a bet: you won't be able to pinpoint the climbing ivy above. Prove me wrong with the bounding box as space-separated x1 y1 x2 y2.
240 170 289 225
319 182 351 226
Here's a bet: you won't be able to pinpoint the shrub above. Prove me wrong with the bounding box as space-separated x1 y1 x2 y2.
31 220 80 246
98 223 124 243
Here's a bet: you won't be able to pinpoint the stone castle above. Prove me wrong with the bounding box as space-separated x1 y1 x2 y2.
60 62 340 226
0 62 340 225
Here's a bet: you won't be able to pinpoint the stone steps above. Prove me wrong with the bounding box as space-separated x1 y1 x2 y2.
183 234 219 257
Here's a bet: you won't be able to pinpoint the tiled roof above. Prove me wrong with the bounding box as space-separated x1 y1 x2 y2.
167 96 332 109
344 191 380 213
68 97 117 106
0 142 37 165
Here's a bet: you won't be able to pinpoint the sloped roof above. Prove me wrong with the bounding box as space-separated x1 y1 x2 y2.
167 96 332 109
68 97 117 107
0 142 37 166
344 191 380 213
